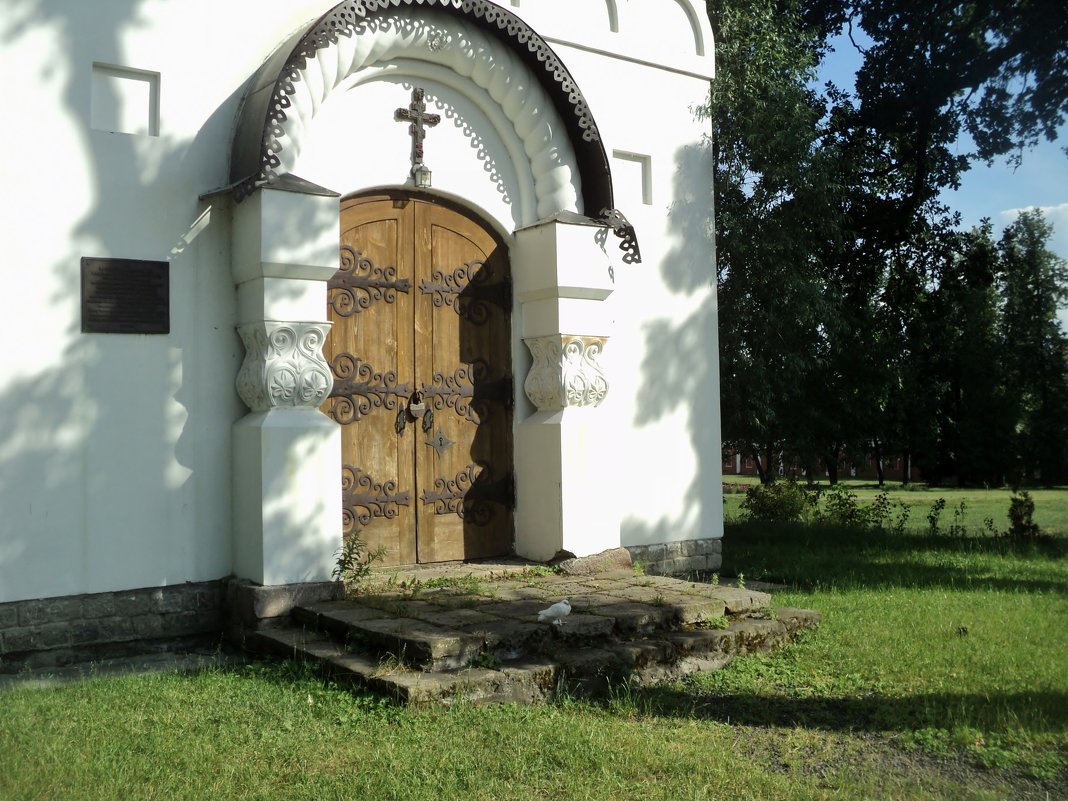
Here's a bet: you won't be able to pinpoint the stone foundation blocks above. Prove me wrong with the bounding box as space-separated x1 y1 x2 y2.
0 580 226 674
626 538 723 577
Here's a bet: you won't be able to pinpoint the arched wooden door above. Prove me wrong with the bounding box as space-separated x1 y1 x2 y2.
322 194 514 565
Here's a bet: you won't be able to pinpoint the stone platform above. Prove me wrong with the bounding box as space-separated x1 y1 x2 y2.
249 568 819 705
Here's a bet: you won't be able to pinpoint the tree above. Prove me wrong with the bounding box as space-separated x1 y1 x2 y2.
864 204 959 484
934 222 1015 485
707 0 1068 486
706 0 841 482
999 210 1068 484
822 0 1068 235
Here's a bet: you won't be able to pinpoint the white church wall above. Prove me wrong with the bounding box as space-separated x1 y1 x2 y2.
511 0 711 75
538 12 723 549
0 0 343 604
0 0 719 606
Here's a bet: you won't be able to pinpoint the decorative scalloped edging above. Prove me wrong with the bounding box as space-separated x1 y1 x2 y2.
236 1 596 219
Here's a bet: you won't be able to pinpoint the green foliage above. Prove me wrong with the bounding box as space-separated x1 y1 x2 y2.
924 223 1017 486
740 482 916 535
332 531 386 588
469 651 502 670
512 565 559 579
1007 490 1041 541
410 574 486 594
927 498 946 535
694 614 729 630
949 501 969 538
917 490 1048 540
834 0 1068 172
922 499 978 536
816 484 865 528
708 0 1068 488
999 211 1068 485
925 499 973 538
725 481 1068 538
707 0 840 477
816 487 910 534
739 480 817 523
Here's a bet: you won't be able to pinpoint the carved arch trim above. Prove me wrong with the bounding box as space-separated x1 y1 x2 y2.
229 0 615 220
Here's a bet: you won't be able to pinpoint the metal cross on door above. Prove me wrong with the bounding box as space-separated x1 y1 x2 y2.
322 194 514 565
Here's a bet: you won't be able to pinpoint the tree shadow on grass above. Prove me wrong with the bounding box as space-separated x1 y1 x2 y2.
725 522 1068 594
632 686 1068 735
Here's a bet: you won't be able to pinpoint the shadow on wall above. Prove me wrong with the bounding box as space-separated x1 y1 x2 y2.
0 1 305 601
623 142 721 545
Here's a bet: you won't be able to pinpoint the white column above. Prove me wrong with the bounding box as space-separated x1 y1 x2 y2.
231 183 342 586
512 219 619 561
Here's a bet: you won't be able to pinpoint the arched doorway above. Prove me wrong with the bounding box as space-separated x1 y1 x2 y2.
227 1 635 585
323 193 513 564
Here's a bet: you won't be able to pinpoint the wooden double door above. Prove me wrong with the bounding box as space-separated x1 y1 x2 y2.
322 194 514 564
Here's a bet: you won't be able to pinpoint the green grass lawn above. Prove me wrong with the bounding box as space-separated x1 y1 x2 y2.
714 523 1067 765
2 486 1066 800
724 477 1068 535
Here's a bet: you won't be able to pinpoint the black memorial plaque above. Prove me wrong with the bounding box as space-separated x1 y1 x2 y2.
81 257 170 334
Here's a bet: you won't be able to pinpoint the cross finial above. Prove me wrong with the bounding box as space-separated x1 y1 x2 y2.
395 88 441 172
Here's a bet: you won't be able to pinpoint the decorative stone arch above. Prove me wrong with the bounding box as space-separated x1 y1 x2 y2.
229 0 619 223
227 0 632 589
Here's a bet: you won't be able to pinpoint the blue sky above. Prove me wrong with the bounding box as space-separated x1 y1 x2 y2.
819 33 1068 324
943 132 1068 260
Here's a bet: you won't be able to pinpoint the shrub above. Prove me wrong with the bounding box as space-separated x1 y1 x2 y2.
866 490 910 535
924 497 969 537
818 484 865 527
948 500 969 537
927 497 946 535
739 481 817 523
1006 490 1041 541
813 486 909 534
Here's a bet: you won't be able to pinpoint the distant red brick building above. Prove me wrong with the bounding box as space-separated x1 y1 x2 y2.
721 447 918 483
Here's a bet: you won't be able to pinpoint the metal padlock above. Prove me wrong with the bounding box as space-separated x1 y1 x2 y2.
408 392 427 418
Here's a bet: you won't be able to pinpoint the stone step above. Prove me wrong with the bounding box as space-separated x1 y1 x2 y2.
290 580 779 671
251 607 821 706
292 600 487 671
249 626 559 705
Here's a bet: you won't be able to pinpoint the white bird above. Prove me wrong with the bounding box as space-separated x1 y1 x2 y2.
537 599 571 627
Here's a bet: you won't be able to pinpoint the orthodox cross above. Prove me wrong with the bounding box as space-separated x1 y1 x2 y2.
394 88 441 173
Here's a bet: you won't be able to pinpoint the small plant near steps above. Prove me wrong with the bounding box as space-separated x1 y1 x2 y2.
691 615 729 630
332 530 386 590
469 651 502 670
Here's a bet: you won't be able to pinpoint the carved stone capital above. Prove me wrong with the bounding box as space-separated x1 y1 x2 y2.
523 334 609 411
236 321 333 411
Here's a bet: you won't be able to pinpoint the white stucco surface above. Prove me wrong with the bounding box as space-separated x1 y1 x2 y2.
0 0 720 603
